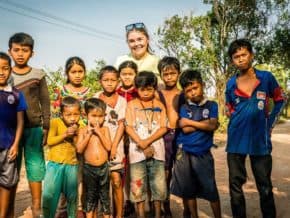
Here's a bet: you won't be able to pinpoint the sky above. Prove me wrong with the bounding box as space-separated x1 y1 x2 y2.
0 0 210 71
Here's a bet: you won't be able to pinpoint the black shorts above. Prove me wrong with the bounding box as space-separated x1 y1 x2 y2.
171 150 219 201
83 162 110 214
0 148 18 188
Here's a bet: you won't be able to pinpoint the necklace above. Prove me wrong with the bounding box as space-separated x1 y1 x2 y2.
139 99 154 134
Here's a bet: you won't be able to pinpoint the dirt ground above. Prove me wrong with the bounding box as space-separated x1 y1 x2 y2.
16 120 290 218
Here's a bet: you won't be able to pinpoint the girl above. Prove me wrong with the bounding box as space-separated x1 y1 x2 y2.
95 66 127 218
51 56 92 218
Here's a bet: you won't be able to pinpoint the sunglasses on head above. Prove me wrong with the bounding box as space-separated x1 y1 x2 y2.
125 22 146 32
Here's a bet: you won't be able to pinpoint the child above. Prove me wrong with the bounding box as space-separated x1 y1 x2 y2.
225 39 285 217
125 71 167 218
157 56 185 216
95 65 127 218
51 56 92 218
8 32 50 217
116 60 138 101
0 52 27 218
51 56 93 120
76 98 111 218
170 70 221 218
42 96 80 218
116 60 138 217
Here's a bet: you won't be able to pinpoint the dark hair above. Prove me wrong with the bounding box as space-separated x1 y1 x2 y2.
60 96 81 113
0 52 12 67
99 65 119 80
118 60 138 74
158 56 180 75
8 32 34 50
65 56 86 83
179 70 203 89
134 71 157 89
84 98 106 114
228 39 253 59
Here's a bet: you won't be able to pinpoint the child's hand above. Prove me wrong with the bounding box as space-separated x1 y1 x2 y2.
143 146 154 159
92 122 101 136
137 139 149 150
179 118 191 128
110 146 117 160
8 144 18 161
66 124 78 137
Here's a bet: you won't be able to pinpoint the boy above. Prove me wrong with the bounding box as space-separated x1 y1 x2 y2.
225 39 285 218
76 98 112 218
157 56 185 216
42 96 80 218
0 52 27 217
8 32 50 217
95 65 127 218
125 71 167 218
170 70 221 218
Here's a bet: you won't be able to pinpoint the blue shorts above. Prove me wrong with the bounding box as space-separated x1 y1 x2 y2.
130 159 167 202
171 150 219 202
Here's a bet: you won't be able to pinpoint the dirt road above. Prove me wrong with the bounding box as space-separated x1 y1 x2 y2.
16 120 290 217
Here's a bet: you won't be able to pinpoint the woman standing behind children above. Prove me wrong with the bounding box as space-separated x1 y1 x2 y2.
95 66 127 218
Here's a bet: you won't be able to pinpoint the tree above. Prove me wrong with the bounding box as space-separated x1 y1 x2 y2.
156 0 285 116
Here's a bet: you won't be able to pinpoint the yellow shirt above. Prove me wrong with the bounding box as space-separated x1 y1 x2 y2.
47 118 78 165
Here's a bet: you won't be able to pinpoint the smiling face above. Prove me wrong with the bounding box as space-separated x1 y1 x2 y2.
9 43 33 67
0 58 11 88
100 71 119 94
67 63 85 86
231 47 253 71
127 30 149 60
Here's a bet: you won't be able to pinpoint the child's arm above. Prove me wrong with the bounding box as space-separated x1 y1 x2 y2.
47 120 77 147
8 111 24 161
138 102 167 150
125 101 143 145
39 75 51 145
179 118 218 132
76 127 92 153
111 120 125 159
94 126 111 152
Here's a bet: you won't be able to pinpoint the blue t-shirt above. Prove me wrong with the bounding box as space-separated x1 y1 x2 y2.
176 99 218 155
225 69 285 155
0 86 27 149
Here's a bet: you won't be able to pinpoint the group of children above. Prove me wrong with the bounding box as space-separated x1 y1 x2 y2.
1 32 223 218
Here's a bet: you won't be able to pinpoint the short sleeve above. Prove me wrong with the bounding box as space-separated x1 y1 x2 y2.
209 101 218 119
179 105 189 119
17 91 28 112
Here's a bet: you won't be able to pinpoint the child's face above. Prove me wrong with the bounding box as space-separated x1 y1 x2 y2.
61 105 81 127
184 81 204 103
87 108 105 127
137 86 155 101
67 64 85 86
127 30 149 59
120 67 136 88
0 58 11 87
161 66 179 88
100 71 119 94
9 43 33 67
231 47 253 71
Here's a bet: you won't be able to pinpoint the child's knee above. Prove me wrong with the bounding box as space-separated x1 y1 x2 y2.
112 179 122 189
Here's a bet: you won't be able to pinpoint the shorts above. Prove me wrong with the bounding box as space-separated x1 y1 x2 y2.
171 150 219 202
130 159 167 202
83 162 110 214
0 148 18 188
18 127 46 182
163 128 176 170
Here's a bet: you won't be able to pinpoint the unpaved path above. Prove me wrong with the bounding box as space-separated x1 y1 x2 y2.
16 120 290 217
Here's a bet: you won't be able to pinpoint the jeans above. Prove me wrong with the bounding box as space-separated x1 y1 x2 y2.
227 153 276 218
